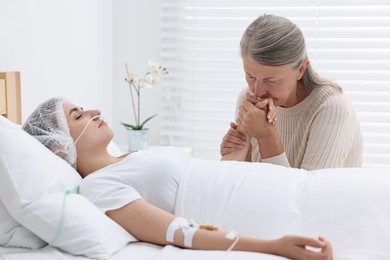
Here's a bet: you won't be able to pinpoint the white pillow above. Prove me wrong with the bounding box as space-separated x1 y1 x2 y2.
0 115 135 259
0 201 46 248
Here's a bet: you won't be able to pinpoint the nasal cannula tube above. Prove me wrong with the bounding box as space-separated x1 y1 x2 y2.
74 115 104 145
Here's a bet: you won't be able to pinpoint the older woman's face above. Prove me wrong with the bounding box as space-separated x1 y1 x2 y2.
243 56 306 107
62 102 113 150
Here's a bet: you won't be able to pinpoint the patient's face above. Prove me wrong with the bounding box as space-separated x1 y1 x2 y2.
62 102 113 151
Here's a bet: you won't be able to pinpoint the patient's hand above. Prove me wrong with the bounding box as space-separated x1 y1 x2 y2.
220 122 250 161
318 236 333 260
274 235 333 260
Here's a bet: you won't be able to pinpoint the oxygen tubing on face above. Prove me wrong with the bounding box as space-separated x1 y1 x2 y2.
74 115 104 145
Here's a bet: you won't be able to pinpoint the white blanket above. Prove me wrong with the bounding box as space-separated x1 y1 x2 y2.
174 159 390 260
2 159 389 260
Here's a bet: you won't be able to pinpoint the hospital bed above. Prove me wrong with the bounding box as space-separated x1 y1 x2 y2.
1 71 390 260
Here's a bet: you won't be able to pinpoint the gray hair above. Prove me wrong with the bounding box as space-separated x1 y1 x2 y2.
240 14 341 90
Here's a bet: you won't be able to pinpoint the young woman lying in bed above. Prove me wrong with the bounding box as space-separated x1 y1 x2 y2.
22 97 332 260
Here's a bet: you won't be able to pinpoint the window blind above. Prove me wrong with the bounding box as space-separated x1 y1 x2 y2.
160 0 390 168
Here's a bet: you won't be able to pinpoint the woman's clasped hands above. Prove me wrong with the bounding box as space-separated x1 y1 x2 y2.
237 92 277 137
220 91 277 156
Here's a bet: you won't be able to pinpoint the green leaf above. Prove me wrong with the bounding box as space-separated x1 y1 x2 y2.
139 114 158 129
121 122 138 130
121 114 158 130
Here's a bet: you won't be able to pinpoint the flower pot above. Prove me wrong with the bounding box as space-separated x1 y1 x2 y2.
126 128 149 151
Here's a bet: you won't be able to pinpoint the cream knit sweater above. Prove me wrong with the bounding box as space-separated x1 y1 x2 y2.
235 86 363 170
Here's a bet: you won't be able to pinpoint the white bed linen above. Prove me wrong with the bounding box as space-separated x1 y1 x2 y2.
0 242 161 260
176 159 390 260
0 242 285 260
1 154 390 260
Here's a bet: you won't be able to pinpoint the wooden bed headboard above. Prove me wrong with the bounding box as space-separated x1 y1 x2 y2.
0 71 21 124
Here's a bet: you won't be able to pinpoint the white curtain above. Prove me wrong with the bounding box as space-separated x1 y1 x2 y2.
160 0 390 168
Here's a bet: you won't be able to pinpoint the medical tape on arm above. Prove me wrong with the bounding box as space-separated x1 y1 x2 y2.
225 230 240 251
166 217 199 248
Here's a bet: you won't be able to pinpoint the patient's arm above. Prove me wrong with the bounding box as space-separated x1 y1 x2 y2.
106 199 332 259
220 122 251 161
221 134 251 161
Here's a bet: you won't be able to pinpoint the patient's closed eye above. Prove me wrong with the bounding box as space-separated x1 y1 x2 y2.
69 107 84 120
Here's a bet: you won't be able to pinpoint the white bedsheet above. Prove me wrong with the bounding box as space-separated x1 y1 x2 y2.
0 242 161 260
176 159 390 260
0 243 285 260
1 159 390 260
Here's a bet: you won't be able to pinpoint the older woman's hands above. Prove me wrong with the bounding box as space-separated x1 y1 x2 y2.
220 92 277 157
235 93 284 159
245 92 277 123
236 99 275 140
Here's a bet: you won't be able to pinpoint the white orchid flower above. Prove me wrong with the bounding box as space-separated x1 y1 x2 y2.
138 75 156 88
123 61 168 129
126 72 136 83
158 66 168 76
148 61 160 73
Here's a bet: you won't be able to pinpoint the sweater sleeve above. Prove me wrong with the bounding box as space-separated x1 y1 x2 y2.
300 94 362 170
262 152 291 167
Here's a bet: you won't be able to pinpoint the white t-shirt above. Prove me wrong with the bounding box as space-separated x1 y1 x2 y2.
79 148 190 213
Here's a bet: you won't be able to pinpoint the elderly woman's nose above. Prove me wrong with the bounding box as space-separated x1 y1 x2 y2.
254 81 267 96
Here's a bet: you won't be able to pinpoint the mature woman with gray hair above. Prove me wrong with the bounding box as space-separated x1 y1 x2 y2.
221 14 363 170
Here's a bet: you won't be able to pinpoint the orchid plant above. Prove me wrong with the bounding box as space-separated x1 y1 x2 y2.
121 61 168 130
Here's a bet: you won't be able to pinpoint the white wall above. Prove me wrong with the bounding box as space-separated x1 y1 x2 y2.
0 0 113 126
0 0 162 148
112 0 162 147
